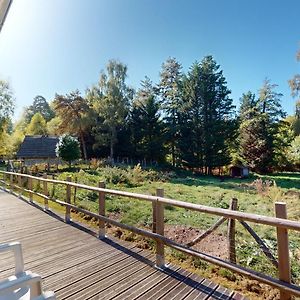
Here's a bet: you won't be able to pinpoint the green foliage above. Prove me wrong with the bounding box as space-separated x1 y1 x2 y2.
129 80 166 162
26 112 47 135
24 95 54 122
239 80 285 173
0 80 14 133
87 60 134 159
53 90 92 160
159 58 183 166
56 135 81 166
46 116 62 135
288 136 300 166
178 56 234 172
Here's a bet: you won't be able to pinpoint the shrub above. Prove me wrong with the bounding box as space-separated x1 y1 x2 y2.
56 135 81 167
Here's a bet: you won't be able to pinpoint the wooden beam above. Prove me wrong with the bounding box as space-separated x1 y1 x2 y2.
2 170 300 231
28 172 33 203
275 202 291 300
156 188 165 268
239 220 278 268
98 181 106 239
65 177 71 223
43 173 48 210
228 198 237 264
186 216 226 247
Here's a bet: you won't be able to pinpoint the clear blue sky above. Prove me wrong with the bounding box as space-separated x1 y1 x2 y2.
0 0 299 119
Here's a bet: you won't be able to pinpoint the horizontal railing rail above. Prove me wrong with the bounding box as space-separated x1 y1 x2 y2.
0 170 298 299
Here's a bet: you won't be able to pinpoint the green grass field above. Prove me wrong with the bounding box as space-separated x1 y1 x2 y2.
2 164 300 298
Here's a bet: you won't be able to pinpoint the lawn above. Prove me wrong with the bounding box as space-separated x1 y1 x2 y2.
2 164 300 299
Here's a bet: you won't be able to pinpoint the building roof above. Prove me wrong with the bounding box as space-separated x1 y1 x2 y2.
16 135 59 159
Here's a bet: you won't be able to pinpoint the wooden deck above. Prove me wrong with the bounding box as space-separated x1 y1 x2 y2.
0 190 246 300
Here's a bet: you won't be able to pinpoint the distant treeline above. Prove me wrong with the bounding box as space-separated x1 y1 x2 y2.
1 52 300 174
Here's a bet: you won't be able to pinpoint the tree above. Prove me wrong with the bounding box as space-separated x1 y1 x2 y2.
159 57 182 166
53 90 92 160
289 47 300 99
46 116 62 135
288 136 300 169
129 79 165 162
56 135 81 167
239 80 285 173
179 56 234 173
87 60 133 160
25 95 55 122
26 113 47 135
0 80 14 132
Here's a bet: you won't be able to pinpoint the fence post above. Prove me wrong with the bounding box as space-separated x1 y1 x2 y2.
156 188 165 268
228 198 238 264
65 176 71 223
152 201 157 233
43 173 48 210
28 172 33 203
275 202 291 300
18 174 22 198
98 181 106 238
9 173 13 193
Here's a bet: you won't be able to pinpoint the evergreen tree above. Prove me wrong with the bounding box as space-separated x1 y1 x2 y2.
159 57 182 166
129 78 165 162
25 96 54 123
179 56 234 173
239 80 285 173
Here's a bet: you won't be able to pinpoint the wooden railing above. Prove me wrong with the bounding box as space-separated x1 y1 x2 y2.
0 170 299 300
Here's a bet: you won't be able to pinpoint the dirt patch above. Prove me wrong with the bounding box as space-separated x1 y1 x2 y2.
164 225 228 259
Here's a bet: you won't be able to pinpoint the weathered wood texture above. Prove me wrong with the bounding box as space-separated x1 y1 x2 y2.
0 190 245 300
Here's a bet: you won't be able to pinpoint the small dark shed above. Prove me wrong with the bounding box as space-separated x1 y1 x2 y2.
229 164 249 178
16 135 60 165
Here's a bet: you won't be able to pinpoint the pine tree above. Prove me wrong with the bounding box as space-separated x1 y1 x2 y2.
179 56 234 173
159 57 182 167
129 78 165 162
239 80 285 173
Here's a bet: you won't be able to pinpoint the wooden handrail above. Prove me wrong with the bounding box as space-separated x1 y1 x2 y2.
1 170 300 231
1 170 300 298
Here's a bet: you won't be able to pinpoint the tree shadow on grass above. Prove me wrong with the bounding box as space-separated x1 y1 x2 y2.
169 173 300 191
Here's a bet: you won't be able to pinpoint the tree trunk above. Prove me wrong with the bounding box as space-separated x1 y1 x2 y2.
171 143 175 167
110 138 114 160
80 132 88 160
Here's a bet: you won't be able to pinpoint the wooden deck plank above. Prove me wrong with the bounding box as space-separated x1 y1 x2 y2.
111 266 182 300
0 189 245 300
208 285 234 299
136 268 192 299
159 272 205 300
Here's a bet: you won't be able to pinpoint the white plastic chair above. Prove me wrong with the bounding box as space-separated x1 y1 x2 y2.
0 242 55 300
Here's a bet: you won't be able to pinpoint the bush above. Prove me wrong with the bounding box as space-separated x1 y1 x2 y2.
56 135 81 167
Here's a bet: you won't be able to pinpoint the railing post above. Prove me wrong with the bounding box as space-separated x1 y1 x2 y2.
152 201 157 233
28 172 33 203
98 181 106 239
228 198 237 264
17 174 22 198
156 188 165 268
43 173 48 210
9 173 13 193
65 176 71 223
275 202 291 300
